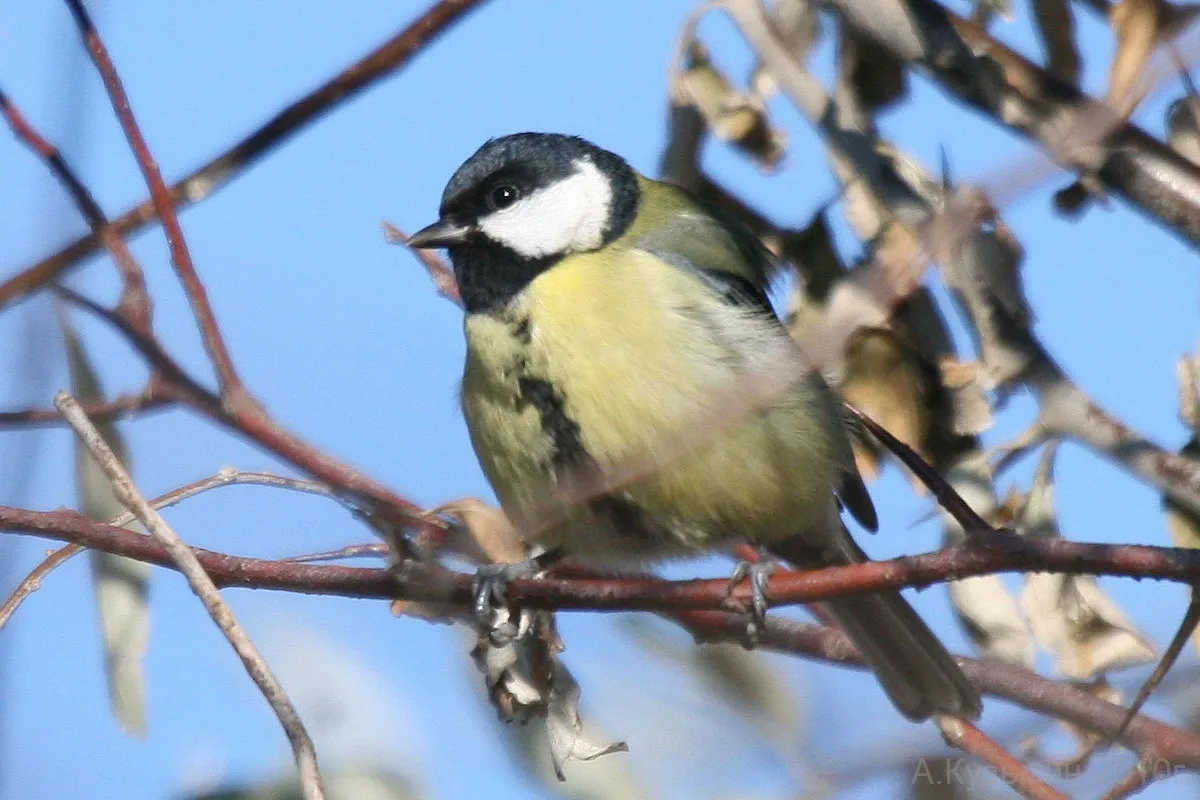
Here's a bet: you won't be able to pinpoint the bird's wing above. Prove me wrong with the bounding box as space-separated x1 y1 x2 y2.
634 181 879 532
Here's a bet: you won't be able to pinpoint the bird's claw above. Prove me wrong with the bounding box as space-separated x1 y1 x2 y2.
472 559 543 622
728 558 775 645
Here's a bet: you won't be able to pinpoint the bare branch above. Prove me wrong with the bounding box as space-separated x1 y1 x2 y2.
0 544 85 629
383 221 463 306
53 392 326 800
0 390 171 428
0 87 152 331
936 715 1068 799
821 0 1200 243
50 284 434 533
0 0 490 313
63 0 244 400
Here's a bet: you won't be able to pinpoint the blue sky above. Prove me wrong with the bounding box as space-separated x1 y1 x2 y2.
2 1 1200 798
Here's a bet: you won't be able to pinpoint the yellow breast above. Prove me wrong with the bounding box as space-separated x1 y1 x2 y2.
461 249 839 563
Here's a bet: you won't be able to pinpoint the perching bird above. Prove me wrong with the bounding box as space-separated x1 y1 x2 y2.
407 132 980 721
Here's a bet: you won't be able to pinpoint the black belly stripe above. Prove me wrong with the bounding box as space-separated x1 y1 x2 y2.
513 373 652 541
514 375 589 469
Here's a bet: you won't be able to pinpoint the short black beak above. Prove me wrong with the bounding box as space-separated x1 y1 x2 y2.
406 218 472 249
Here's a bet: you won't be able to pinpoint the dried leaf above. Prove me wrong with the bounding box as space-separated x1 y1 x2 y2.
992 486 1026 529
470 611 626 782
1178 347 1200 427
1022 573 1157 679
937 454 1035 663
430 497 525 566
751 0 820 99
61 312 150 737
873 220 925 300
1019 447 1156 678
544 662 629 780
1033 0 1080 85
677 42 786 171
937 357 993 437
839 327 928 485
383 220 461 306
1168 80 1200 166
941 196 1031 389
1108 0 1160 113
950 575 1035 666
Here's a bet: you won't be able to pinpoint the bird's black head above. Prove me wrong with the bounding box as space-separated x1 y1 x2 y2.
407 133 640 313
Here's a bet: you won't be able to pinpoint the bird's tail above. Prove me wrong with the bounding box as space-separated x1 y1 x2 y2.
770 531 981 721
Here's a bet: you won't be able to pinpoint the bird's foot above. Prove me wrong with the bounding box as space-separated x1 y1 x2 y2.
727 556 775 645
471 547 564 628
472 559 543 622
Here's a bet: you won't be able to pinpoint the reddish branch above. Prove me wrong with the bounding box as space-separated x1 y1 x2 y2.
936 717 1067 800
0 88 151 331
7 502 1200 609
0 391 170 427
0 0 489 313
64 0 244 400
0 89 105 224
0 0 474 539
3 503 1200 765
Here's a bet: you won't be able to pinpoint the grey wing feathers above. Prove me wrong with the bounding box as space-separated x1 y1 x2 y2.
809 373 879 532
634 186 779 316
639 181 878 532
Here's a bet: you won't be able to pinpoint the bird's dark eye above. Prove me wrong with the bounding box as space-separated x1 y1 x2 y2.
488 184 520 210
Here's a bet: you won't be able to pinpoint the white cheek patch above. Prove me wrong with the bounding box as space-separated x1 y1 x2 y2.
478 160 613 259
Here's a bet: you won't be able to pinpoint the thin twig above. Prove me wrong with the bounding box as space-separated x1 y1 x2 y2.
0 468 346 629
1098 759 1163 800
48 284 434 538
0 87 152 331
50 284 218 409
382 221 463 306
0 0 490 313
103 468 354 531
0 89 105 224
0 390 170 427
0 544 85 629
53 392 326 800
282 543 390 563
821 0 1200 244
63 0 243 400
1103 594 1200 753
936 716 1067 800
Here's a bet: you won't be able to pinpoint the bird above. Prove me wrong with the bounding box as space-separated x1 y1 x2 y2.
406 132 981 721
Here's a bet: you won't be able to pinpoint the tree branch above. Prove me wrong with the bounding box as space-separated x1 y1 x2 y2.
0 87 151 331
64 0 243 400
54 393 327 800
821 0 1200 244
9 499 1200 763
0 0 489 313
936 716 1068 799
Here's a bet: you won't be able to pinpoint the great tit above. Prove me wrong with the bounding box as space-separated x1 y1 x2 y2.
408 132 981 721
